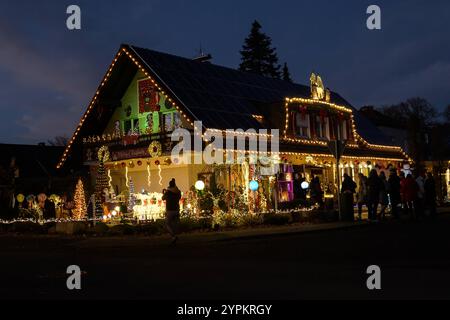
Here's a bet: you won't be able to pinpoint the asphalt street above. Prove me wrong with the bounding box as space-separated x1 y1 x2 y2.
1 215 450 300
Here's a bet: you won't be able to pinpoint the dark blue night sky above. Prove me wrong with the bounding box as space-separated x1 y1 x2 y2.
0 0 449 144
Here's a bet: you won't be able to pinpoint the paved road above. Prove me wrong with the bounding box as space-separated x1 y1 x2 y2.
1 215 450 300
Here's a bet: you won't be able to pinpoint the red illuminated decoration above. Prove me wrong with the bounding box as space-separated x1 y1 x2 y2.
138 79 160 113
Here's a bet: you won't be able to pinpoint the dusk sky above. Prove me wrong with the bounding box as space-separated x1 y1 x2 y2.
0 0 449 144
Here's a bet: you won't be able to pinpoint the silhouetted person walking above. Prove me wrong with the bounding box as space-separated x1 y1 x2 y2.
357 173 368 220
341 173 357 221
367 169 382 222
162 178 181 244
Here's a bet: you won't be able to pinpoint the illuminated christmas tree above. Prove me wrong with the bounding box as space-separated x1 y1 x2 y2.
73 178 87 220
127 177 136 213
95 160 109 215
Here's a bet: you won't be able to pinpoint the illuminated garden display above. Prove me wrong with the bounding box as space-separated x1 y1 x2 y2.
45 44 410 224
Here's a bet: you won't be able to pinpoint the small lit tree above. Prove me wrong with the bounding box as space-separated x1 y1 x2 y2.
73 178 87 220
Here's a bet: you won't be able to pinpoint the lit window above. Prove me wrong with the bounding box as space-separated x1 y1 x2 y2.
315 116 329 140
295 113 310 138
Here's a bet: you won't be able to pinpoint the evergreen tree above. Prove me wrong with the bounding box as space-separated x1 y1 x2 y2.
73 178 87 220
282 62 292 82
94 160 108 215
239 20 281 79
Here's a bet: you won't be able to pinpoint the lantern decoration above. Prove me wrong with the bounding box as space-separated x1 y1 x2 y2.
155 160 160 166
16 194 25 204
148 141 162 158
249 180 259 191
164 157 172 165
195 180 205 191
128 161 135 168
137 160 142 166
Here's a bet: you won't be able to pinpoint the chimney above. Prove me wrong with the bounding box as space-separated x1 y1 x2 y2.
193 45 212 63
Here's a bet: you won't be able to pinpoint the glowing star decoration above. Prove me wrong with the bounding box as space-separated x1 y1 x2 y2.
158 164 163 187
301 181 310 190
195 180 205 191
249 180 259 191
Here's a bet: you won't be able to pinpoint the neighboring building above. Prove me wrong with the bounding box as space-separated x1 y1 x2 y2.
0 143 84 213
360 106 450 202
359 106 410 154
57 44 409 219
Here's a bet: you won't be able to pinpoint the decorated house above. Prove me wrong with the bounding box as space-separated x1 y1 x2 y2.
57 44 409 219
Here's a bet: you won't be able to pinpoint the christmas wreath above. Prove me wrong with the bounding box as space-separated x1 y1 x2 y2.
148 141 162 158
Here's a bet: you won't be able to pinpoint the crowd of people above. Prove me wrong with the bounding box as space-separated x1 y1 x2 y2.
342 169 437 221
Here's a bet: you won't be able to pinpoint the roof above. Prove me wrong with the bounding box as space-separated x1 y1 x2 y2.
58 44 405 168
129 45 393 145
359 106 405 129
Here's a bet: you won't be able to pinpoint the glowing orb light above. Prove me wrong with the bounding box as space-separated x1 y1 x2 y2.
301 181 310 190
112 210 117 216
115 206 120 212
249 180 259 191
195 180 205 191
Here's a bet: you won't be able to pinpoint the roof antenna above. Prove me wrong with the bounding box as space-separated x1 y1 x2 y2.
193 43 212 63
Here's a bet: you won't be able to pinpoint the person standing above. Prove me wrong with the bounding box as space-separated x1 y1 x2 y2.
378 171 389 220
415 171 425 219
310 175 324 208
387 169 401 219
357 173 368 220
162 178 182 244
367 169 382 222
401 174 418 220
424 172 437 219
341 173 357 221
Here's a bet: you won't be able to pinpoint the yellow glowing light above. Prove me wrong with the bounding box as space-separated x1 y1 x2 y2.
158 164 162 187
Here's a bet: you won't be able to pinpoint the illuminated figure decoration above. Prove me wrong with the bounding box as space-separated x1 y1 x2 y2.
310 73 331 102
310 72 324 100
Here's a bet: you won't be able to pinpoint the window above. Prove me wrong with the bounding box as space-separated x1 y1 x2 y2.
123 119 132 135
174 112 182 129
132 119 139 134
295 113 310 138
315 116 329 140
338 120 348 140
163 113 174 132
123 118 139 135
146 113 154 134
